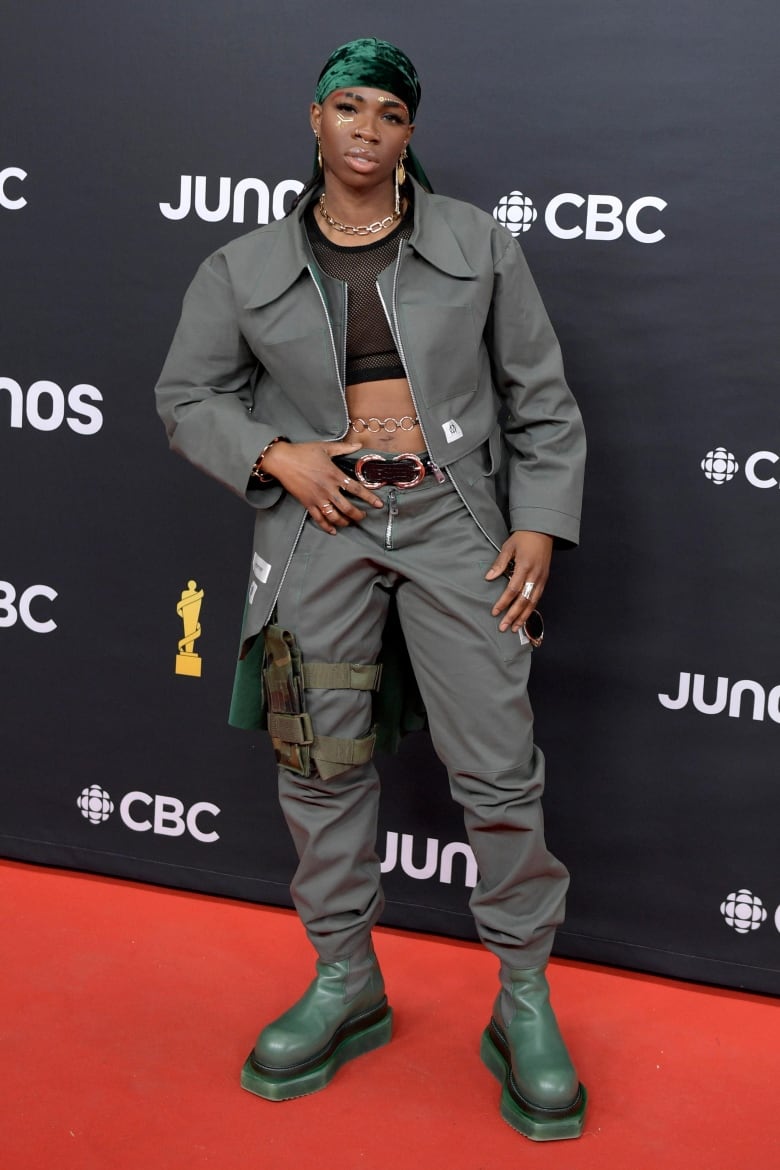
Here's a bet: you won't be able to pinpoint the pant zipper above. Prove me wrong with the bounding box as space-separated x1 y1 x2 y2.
385 489 398 550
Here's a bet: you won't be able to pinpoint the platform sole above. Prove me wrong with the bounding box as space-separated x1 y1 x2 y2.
480 1026 586 1141
241 1006 393 1101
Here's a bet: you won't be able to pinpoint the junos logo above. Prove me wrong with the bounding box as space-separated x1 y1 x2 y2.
160 175 305 224
493 189 666 243
659 672 780 723
380 830 477 887
1 378 103 434
1 167 27 210
76 785 221 844
701 446 780 490
0 582 57 633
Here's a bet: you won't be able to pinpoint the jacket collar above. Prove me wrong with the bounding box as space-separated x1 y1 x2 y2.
244 176 475 310
407 178 476 279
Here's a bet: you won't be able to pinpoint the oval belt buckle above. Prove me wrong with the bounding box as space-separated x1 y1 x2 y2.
354 454 387 488
354 453 426 488
394 452 425 488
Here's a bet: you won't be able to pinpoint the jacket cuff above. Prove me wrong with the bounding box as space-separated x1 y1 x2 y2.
509 505 581 549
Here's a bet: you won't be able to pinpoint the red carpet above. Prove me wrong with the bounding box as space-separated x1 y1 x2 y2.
3 859 777 1169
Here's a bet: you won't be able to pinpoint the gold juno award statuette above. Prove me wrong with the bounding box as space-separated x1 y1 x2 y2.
175 579 204 677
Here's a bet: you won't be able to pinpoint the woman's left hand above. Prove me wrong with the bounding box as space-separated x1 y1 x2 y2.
485 530 554 632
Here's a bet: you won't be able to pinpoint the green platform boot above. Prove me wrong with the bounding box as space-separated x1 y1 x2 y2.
240 940 392 1101
480 965 586 1141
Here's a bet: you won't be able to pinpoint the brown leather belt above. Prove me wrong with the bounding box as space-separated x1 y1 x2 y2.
333 452 434 489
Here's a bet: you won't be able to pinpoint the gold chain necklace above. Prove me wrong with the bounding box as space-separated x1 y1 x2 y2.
318 193 401 237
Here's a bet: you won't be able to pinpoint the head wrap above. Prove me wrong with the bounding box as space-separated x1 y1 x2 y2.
313 37 432 191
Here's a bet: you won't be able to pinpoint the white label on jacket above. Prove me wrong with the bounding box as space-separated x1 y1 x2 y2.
252 553 271 584
442 419 463 443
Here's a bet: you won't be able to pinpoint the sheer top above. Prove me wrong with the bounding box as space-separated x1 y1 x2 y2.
306 202 413 384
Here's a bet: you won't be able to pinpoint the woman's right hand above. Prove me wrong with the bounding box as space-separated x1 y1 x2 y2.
259 439 385 534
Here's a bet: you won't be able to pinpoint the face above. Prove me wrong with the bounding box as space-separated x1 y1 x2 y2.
310 87 414 189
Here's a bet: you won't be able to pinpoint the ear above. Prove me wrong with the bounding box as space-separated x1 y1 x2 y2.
405 124 415 146
310 103 322 135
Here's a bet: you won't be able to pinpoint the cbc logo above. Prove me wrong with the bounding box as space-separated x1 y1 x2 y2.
160 175 305 224
493 192 537 234
701 446 780 490
1 378 103 434
493 189 666 243
719 888 780 936
0 582 57 633
1 167 26 210
77 784 220 844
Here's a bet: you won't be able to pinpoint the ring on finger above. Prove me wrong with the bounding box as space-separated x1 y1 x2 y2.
321 502 335 513
521 580 535 601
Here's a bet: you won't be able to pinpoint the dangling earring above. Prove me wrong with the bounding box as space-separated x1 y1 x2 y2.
394 147 408 215
316 134 323 171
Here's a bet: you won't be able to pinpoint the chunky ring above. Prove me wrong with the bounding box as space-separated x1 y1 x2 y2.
321 502 335 513
521 581 535 601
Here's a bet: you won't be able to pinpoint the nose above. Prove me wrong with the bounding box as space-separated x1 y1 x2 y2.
354 118 380 143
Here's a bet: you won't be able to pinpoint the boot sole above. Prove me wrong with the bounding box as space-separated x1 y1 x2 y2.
480 1026 587 1141
240 1005 393 1101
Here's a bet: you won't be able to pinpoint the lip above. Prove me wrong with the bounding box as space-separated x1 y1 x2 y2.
344 148 381 173
345 147 379 161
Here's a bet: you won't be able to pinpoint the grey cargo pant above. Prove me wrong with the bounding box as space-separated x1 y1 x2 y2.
274 466 569 969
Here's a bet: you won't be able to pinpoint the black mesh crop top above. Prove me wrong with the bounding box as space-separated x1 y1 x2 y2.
306 201 413 385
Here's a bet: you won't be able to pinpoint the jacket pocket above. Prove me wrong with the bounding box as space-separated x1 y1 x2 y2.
398 304 479 406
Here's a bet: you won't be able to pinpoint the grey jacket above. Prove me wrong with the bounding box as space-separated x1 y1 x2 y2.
156 178 586 658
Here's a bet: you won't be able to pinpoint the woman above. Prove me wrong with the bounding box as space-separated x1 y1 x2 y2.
156 38 587 1141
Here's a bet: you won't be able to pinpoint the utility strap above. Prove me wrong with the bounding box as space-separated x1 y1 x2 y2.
266 714 376 766
312 728 377 766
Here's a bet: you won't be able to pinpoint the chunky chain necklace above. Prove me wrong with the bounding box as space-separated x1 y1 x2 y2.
318 193 401 237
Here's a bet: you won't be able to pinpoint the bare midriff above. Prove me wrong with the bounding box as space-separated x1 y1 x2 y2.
345 376 424 453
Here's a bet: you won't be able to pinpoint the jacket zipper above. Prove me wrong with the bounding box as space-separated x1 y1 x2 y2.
377 245 444 483
307 263 349 436
262 510 308 627
261 268 349 626
378 243 501 554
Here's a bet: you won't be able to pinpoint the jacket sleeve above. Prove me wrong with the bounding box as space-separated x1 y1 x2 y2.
484 233 586 547
155 251 283 508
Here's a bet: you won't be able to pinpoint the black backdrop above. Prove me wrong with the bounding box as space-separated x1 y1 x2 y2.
2 1 778 995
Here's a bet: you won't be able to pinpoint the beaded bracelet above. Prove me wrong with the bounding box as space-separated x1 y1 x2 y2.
250 435 288 483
